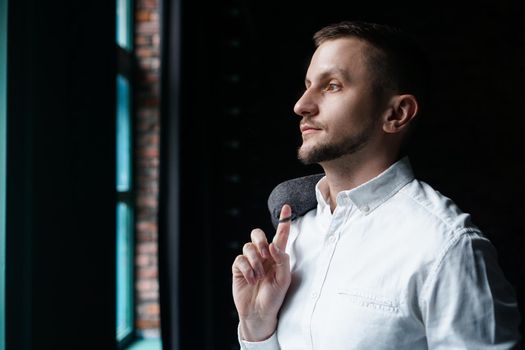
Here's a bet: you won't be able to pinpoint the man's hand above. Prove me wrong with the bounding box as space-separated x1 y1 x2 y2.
232 204 292 342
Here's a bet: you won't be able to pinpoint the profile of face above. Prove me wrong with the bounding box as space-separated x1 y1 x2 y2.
294 37 390 165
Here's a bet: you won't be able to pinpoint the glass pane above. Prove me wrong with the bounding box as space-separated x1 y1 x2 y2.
0 0 7 348
116 0 132 50
116 202 134 341
116 74 131 192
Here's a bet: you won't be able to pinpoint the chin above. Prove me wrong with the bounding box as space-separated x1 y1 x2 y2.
298 143 313 158
297 144 325 165
297 146 312 165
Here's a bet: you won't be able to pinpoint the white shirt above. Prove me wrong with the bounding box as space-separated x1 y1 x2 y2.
240 158 521 349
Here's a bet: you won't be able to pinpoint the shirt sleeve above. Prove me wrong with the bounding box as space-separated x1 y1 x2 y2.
420 230 521 349
238 324 280 350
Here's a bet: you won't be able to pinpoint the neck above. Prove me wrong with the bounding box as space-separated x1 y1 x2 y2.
320 150 398 212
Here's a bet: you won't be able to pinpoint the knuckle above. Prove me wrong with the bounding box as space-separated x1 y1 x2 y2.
232 255 243 271
232 255 243 267
257 241 268 249
242 242 255 253
236 258 249 270
251 228 268 244
250 229 263 241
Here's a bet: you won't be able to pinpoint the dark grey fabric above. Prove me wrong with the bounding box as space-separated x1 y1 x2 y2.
267 173 324 229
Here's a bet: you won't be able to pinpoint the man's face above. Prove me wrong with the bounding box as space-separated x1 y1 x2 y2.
294 37 388 164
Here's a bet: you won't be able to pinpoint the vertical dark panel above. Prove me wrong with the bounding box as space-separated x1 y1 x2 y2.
6 0 117 349
6 1 36 348
158 0 182 348
0 0 6 347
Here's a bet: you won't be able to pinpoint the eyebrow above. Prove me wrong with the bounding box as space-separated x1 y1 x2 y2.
305 67 350 85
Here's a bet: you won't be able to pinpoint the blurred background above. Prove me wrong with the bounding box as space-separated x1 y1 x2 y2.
1 0 524 349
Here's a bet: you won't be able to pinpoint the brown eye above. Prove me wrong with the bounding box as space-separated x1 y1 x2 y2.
324 83 341 92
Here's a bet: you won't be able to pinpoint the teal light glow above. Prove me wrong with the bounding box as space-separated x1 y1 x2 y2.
116 74 131 192
116 202 133 341
116 0 133 51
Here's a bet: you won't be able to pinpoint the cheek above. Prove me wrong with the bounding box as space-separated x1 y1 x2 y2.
340 97 378 125
320 93 377 129
326 105 359 130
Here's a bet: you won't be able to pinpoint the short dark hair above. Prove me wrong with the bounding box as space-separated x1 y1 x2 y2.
314 21 430 111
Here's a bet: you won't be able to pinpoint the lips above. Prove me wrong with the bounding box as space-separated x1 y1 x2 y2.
300 123 322 134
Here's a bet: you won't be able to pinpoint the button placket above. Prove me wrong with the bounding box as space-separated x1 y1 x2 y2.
306 204 349 348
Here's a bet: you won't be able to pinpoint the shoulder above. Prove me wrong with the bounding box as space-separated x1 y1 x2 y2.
364 179 487 269
397 179 481 238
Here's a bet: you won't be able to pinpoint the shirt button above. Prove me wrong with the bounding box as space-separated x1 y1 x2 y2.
361 205 370 213
311 291 318 299
328 235 336 244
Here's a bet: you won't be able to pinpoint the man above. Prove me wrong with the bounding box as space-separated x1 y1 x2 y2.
231 21 521 349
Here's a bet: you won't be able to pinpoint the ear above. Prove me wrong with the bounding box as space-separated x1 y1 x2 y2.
382 94 419 134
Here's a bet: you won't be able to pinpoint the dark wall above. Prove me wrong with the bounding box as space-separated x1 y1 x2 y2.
167 0 525 349
6 1 116 349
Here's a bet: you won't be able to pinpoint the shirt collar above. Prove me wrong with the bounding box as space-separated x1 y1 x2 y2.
315 157 415 214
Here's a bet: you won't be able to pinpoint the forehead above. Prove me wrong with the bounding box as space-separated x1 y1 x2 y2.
307 37 373 80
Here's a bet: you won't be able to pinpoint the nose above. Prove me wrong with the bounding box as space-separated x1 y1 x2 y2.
293 89 319 118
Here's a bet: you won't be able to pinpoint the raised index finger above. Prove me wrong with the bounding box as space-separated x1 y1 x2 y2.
273 204 292 252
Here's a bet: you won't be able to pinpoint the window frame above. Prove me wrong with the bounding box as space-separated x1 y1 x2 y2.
115 0 136 346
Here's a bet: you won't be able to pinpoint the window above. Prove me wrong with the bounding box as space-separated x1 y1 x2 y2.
116 0 135 345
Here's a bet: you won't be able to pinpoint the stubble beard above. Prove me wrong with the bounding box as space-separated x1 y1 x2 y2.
297 123 376 165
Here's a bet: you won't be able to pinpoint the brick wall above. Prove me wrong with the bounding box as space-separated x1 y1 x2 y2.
134 0 161 339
